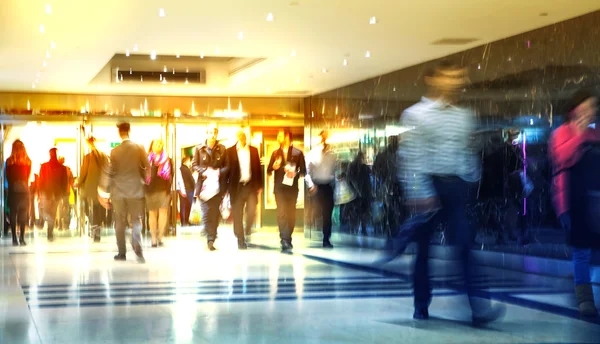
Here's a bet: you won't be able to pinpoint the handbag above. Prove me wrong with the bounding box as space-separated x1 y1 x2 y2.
189 201 202 225
334 180 356 205
220 193 231 220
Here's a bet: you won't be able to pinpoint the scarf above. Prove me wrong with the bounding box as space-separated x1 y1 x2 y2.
148 151 171 181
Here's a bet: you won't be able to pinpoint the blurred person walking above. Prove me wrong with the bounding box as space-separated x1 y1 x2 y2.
397 61 505 325
176 156 195 227
146 139 173 247
549 89 600 317
5 140 32 246
77 136 108 242
39 148 68 242
98 122 149 263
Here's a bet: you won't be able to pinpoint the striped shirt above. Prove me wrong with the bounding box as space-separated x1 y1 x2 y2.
397 97 480 200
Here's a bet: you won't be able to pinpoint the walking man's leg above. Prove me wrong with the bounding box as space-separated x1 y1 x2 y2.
112 199 127 259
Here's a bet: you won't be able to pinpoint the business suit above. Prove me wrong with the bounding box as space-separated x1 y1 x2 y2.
79 149 108 242
227 143 262 245
267 145 306 246
99 139 150 257
192 141 229 245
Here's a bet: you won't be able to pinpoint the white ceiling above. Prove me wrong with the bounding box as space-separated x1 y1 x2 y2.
0 0 598 97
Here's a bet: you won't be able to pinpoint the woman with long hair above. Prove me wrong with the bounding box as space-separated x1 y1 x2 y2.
5 140 32 246
146 139 173 247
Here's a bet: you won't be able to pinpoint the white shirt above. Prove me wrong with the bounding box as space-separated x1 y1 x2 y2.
305 143 336 188
237 143 251 183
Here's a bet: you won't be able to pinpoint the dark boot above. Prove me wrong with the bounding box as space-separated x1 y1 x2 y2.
12 226 18 246
92 225 101 242
575 284 598 317
19 229 26 246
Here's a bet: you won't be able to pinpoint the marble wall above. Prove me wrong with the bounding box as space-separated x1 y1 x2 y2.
304 11 600 253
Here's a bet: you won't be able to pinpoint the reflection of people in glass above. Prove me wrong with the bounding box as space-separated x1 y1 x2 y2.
5 140 32 246
146 139 173 247
398 61 505 324
78 136 108 242
305 130 337 248
192 124 229 251
176 156 195 227
39 148 68 242
227 130 263 249
373 136 402 236
346 151 372 234
267 129 306 251
98 122 149 263
549 90 600 317
57 156 74 230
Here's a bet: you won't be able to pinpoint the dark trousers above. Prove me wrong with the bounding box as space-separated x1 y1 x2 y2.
112 198 144 256
200 196 221 243
179 191 194 226
8 193 29 242
232 184 258 243
315 183 334 243
275 190 298 243
41 194 60 239
84 198 106 239
413 176 490 316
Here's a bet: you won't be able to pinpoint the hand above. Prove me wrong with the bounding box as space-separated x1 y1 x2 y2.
574 115 592 134
258 188 263 194
272 161 281 170
285 171 296 179
309 186 318 196
98 196 111 209
179 191 187 198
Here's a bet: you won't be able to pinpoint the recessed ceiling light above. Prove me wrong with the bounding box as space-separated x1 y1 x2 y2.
50 41 56 49
133 44 139 52
369 16 377 24
129 68 132 74
185 78 189 85
238 32 244 40
200 52 204 59
266 13 274 21
39 24 45 33
45 4 52 15
140 76 143 82
343 59 348 66
539 12 548 17
290 49 296 57
162 78 167 84
296 78 300 83
42 60 47 67
32 83 36 89
46 51 51 58
176 53 180 58
150 50 156 60
35 79 39 83
160 74 163 81
215 48 220 54
365 50 371 58
163 66 167 73
126 49 130 57
266 88 271 93
186 67 189 73
97 85 102 90
159 8 166 17
322 68 328 73
172 68 175 74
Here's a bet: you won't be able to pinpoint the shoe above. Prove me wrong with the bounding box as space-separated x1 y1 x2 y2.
413 308 429 320
93 237 101 243
151 244 158 248
158 242 164 247
136 255 146 264
12 240 19 247
208 241 216 251
323 241 334 249
575 284 598 317
47 237 54 242
281 241 293 251
20 240 26 246
472 304 507 326
114 254 126 261
238 242 248 250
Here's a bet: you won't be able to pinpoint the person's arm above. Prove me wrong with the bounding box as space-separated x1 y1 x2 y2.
192 147 207 175
98 152 114 201
78 155 90 187
140 145 150 184
266 151 276 175
219 145 230 178
304 149 315 190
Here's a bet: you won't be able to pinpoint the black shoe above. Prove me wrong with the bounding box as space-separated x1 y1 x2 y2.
136 255 146 264
238 242 248 250
208 241 216 251
281 241 293 251
114 254 126 261
20 240 26 246
158 242 164 247
47 237 54 242
151 244 158 248
413 308 429 320
472 304 506 327
323 241 334 249
12 240 19 247
93 237 100 243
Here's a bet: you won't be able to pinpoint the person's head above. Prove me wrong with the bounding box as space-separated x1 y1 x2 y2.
7 139 31 166
182 156 191 167
388 135 399 152
58 156 65 165
206 123 218 146
319 130 329 144
277 128 292 147
49 147 58 160
149 139 164 155
567 89 597 124
424 60 469 102
236 130 247 147
86 136 97 149
117 122 131 139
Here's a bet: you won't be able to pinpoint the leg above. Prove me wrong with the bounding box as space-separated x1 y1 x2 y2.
201 197 219 245
43 196 59 240
158 206 168 244
286 192 298 243
127 198 145 258
185 191 194 225
572 247 592 286
179 194 187 226
17 196 29 244
112 199 127 256
232 191 246 243
413 218 435 314
274 192 289 242
319 184 335 244
91 200 104 241
244 188 258 236
8 199 18 244
148 209 158 245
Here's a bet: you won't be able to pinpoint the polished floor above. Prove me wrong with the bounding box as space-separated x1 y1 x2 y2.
1 228 599 343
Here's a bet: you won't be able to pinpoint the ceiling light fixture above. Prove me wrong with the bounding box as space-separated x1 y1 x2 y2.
42 60 47 67
290 49 296 57
39 24 45 33
238 32 244 40
200 52 204 59
172 68 175 74
215 48 220 54
129 68 132 74
160 74 163 81
176 53 180 58
126 49 130 57
163 66 167 73
50 41 56 49
46 51 51 59
365 50 371 58
266 13 274 21
35 79 39 83
185 78 189 85
162 78 167 84
150 50 156 60
32 83 36 89
159 8 166 17
296 78 300 83
133 44 139 52
343 59 348 66
322 68 328 73
369 16 377 24
140 76 143 82
45 4 52 15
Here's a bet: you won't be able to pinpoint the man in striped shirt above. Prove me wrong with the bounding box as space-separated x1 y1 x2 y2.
397 61 505 326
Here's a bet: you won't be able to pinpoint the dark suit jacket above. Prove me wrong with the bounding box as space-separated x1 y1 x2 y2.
267 145 306 193
99 139 150 200
227 144 262 203
192 141 229 198
39 159 68 198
